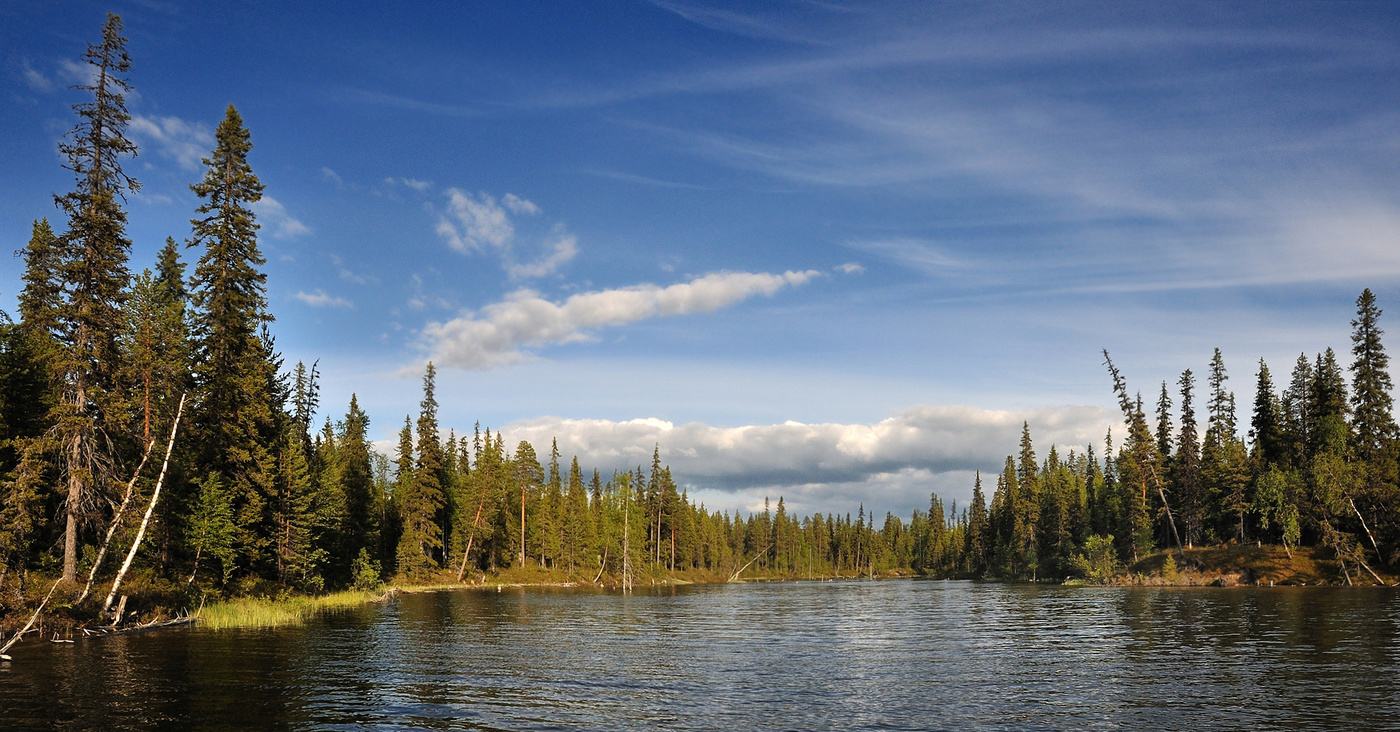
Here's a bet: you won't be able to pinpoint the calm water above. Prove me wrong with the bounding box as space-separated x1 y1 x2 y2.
2 580 1399 730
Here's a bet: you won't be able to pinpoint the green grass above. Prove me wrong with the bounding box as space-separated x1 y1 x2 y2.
197 588 385 630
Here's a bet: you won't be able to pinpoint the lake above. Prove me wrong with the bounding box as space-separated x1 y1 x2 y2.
3 580 1398 729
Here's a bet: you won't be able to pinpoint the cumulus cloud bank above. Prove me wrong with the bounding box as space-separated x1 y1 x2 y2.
422 269 820 369
492 404 1114 515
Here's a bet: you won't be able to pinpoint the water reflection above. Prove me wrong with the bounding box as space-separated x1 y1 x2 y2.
2 581 1397 730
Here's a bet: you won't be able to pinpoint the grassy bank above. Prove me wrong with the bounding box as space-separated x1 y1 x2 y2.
197 589 390 630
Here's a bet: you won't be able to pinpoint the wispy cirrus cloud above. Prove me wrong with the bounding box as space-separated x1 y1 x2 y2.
19 60 52 92
421 269 821 369
295 290 352 308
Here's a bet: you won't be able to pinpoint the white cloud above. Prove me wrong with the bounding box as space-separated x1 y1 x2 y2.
502 193 541 215
836 262 864 274
422 269 821 369
253 196 312 239
437 189 513 252
128 114 214 171
506 231 578 280
398 177 432 191
321 167 344 186
493 404 1113 516
295 290 352 308
56 58 99 86
435 189 578 279
19 60 52 92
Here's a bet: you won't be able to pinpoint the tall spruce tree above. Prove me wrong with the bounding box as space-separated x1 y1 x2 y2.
397 364 444 578
1281 354 1314 467
1173 369 1203 546
189 104 278 575
1349 289 1395 463
1251 359 1284 468
338 395 377 579
52 14 140 582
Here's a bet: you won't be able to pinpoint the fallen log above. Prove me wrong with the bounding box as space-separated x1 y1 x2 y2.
78 434 156 604
102 394 184 617
0 577 62 660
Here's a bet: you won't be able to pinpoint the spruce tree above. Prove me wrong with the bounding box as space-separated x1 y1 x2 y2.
1155 381 1174 462
965 471 987 575
387 416 414 576
189 104 278 575
1281 354 1314 467
1310 349 1350 456
120 269 187 447
338 395 377 578
1250 359 1284 468
1349 289 1395 463
1015 423 1040 577
18 219 63 342
1173 369 1203 546
397 364 445 577
52 14 140 582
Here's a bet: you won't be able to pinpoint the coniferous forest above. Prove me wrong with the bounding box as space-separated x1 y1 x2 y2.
3 15 1399 631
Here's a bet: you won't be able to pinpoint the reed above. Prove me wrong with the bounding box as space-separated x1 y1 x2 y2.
198 589 384 630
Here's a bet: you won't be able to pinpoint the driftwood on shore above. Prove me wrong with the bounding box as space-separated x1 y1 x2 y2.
0 578 62 660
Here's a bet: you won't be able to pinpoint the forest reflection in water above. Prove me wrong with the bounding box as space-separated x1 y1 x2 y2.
2 580 1398 730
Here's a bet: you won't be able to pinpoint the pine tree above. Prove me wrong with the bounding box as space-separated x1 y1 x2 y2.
1173 369 1203 546
338 394 377 578
964 471 987 575
397 364 445 577
1310 349 1349 457
52 13 141 582
187 473 236 586
1155 381 1174 461
1250 359 1284 468
120 269 187 447
1279 354 1312 468
1350 289 1395 463
188 104 278 576
18 219 63 342
513 440 542 567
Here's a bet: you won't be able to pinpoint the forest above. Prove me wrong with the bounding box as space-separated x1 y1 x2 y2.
3 16 1398 630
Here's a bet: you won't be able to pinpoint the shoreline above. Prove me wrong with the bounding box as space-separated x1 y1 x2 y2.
2 545 1392 654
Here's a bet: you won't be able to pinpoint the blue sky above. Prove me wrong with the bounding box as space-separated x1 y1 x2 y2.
3 1 1399 518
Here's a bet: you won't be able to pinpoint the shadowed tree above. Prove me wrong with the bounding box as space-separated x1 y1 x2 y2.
52 14 140 582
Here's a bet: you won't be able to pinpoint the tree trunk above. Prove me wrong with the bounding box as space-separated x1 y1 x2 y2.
102 394 184 617
78 437 156 603
455 495 487 582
